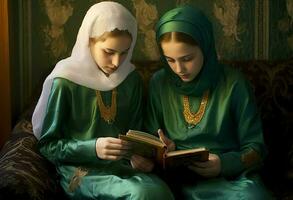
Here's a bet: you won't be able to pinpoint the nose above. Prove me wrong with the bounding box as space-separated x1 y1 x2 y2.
174 61 185 74
111 54 122 68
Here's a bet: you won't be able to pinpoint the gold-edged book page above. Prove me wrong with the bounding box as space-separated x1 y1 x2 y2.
119 133 166 160
166 147 209 160
163 147 209 169
166 147 207 157
123 130 165 148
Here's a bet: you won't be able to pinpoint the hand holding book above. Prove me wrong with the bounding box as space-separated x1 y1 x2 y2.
95 137 132 161
130 154 155 172
158 129 176 152
187 153 221 178
119 129 209 169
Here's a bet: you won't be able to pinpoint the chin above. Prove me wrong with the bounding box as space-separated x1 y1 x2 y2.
106 70 116 75
180 77 192 82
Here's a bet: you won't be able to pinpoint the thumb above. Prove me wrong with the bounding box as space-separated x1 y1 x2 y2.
158 129 168 144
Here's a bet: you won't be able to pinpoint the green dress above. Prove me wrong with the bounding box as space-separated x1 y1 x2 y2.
38 70 174 200
145 67 272 199
148 5 273 199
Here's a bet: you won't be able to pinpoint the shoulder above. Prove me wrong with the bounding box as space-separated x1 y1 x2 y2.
52 77 78 89
52 77 72 85
126 69 143 83
51 77 84 94
221 66 255 98
118 69 143 91
147 68 168 95
222 66 250 87
150 68 166 84
223 66 245 80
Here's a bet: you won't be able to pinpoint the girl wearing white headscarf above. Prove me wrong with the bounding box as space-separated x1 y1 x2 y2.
32 2 173 199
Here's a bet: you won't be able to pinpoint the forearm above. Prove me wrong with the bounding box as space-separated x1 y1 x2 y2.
38 138 98 165
218 145 264 177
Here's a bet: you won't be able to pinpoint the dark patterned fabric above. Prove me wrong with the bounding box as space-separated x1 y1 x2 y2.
0 60 292 199
226 60 293 200
0 120 66 200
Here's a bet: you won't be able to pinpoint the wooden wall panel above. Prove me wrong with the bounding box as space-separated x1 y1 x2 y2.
0 0 11 148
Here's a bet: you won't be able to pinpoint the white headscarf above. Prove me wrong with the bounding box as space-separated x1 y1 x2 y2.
32 2 137 139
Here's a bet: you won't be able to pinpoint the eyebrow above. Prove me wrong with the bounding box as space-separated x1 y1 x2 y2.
105 47 130 54
164 53 193 60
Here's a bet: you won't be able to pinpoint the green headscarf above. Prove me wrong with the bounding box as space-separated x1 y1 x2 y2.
156 5 223 96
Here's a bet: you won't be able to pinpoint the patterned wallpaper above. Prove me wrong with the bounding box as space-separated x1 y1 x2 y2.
9 0 293 124
34 0 293 61
37 0 255 61
270 0 293 59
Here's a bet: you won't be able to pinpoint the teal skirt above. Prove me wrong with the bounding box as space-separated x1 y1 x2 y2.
158 167 274 200
57 160 174 200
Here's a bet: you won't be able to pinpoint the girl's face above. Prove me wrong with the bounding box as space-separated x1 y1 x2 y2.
161 40 204 82
90 35 132 76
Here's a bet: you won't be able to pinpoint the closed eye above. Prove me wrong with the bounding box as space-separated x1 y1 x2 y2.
165 57 175 63
181 56 194 62
104 49 115 55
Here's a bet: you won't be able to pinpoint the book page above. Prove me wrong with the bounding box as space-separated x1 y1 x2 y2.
124 130 165 148
166 147 208 157
164 147 209 168
119 133 166 162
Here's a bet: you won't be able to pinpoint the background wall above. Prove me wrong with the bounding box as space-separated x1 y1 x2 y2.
9 0 293 125
0 0 11 148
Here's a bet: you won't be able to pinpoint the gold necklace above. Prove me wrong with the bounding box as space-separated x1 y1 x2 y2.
182 90 209 128
96 88 117 124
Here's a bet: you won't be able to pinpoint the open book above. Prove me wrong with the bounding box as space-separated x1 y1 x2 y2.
119 130 209 169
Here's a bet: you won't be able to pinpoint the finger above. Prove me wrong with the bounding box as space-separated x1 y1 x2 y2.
158 129 167 144
105 142 132 150
132 154 151 163
158 129 164 138
131 156 151 172
119 139 132 147
109 137 132 146
104 149 129 156
131 155 145 167
130 155 140 169
131 154 142 164
105 137 122 143
134 155 154 170
103 155 123 161
190 160 210 168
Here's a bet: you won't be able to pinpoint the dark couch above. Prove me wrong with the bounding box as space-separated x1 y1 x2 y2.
0 60 292 200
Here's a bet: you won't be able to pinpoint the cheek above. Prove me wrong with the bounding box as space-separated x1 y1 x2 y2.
92 51 109 65
168 63 177 73
190 59 203 75
120 54 128 63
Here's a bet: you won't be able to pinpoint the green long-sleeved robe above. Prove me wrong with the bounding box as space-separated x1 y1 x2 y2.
38 70 174 200
145 67 273 199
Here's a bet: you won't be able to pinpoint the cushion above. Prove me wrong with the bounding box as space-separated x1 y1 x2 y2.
0 120 65 200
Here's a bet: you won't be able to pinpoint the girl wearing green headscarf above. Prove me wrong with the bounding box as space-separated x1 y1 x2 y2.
145 5 272 199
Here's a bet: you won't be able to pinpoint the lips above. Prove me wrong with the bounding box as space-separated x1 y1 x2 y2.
104 66 118 74
179 74 189 79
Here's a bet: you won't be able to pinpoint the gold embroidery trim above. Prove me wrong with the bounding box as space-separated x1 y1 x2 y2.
182 90 209 128
96 88 117 124
241 149 261 168
68 167 88 192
